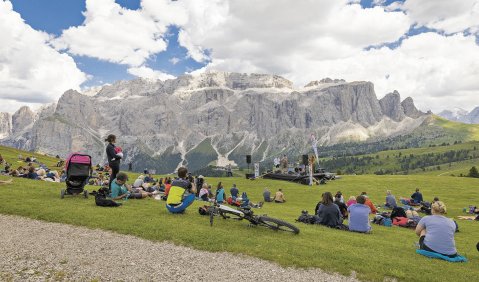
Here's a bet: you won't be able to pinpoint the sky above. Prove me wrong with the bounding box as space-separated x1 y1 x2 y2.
1 0 479 114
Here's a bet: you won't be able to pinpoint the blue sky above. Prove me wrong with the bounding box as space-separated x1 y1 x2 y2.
10 0 206 87
1 0 479 113
7 0 408 88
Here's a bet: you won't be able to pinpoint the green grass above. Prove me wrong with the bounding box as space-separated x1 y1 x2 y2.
433 115 479 141
0 145 60 169
0 174 478 282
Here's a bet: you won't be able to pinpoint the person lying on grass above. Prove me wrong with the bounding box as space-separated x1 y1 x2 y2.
348 195 372 233
0 179 13 185
110 172 151 200
415 201 458 258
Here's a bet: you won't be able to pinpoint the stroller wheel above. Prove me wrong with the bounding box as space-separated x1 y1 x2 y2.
61 189 65 199
83 190 88 199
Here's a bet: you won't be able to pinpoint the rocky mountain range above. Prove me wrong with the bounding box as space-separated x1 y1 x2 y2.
438 107 479 124
0 71 428 173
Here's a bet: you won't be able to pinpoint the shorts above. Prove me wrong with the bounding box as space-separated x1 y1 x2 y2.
130 193 143 199
419 236 457 258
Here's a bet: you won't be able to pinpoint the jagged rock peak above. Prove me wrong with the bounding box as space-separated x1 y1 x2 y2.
401 97 423 118
0 112 12 139
186 71 293 90
379 91 405 122
12 106 35 134
304 78 346 87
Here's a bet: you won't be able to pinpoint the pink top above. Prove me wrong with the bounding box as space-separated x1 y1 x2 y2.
346 200 357 207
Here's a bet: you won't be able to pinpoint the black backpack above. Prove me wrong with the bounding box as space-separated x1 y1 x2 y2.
391 207 407 219
296 210 317 224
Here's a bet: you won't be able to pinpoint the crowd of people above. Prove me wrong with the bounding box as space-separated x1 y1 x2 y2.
0 153 65 182
1 134 475 260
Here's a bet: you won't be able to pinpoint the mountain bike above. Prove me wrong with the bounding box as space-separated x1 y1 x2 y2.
207 203 300 234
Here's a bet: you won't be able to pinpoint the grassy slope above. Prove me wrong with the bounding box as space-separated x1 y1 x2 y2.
0 173 478 281
0 145 59 169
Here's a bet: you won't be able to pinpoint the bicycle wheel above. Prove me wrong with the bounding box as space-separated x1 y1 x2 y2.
257 216 300 234
209 207 215 227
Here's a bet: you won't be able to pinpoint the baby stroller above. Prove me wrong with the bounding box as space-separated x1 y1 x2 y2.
61 153 92 199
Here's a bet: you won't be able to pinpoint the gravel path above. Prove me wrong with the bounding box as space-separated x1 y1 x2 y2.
0 214 359 281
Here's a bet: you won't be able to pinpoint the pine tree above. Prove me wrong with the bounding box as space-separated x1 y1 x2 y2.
468 166 479 178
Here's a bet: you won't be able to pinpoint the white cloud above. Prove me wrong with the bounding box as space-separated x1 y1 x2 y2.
127 66 175 81
0 1 86 112
169 57 180 65
170 0 479 112
53 0 170 67
400 0 479 34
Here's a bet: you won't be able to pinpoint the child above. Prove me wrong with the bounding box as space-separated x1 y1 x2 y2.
111 146 124 161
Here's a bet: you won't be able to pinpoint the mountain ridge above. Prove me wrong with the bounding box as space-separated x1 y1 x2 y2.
0 71 428 173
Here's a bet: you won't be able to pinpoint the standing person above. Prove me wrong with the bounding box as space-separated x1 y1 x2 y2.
226 164 233 177
273 157 280 169
105 134 122 191
128 162 132 172
415 201 458 257
411 188 424 204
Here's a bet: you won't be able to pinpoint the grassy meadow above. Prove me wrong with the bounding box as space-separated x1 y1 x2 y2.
0 171 478 281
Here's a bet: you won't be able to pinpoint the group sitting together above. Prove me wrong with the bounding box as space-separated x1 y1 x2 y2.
298 188 461 259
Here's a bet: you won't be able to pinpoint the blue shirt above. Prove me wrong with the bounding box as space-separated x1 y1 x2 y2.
418 215 456 255
230 187 239 198
385 195 397 207
348 204 371 232
411 192 423 203
216 188 225 203
110 179 128 198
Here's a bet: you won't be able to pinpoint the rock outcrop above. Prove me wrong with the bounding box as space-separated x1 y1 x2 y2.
12 106 35 134
438 106 479 124
0 71 427 173
0 112 12 139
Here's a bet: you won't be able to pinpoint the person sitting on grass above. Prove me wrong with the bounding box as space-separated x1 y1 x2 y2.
199 183 210 201
111 172 150 200
25 166 38 180
273 189 286 203
144 173 154 183
361 192 377 214
334 194 348 218
411 188 424 204
133 175 144 188
415 201 458 258
166 167 197 213
315 192 343 228
0 179 13 185
230 183 239 200
346 196 356 207
263 188 273 202
348 195 372 233
216 183 226 204
385 190 397 209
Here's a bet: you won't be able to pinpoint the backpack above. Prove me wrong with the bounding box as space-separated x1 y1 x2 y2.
95 190 121 207
372 215 385 225
296 210 317 224
391 207 407 219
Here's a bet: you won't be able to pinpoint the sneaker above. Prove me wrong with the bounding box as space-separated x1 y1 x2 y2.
258 201 264 208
